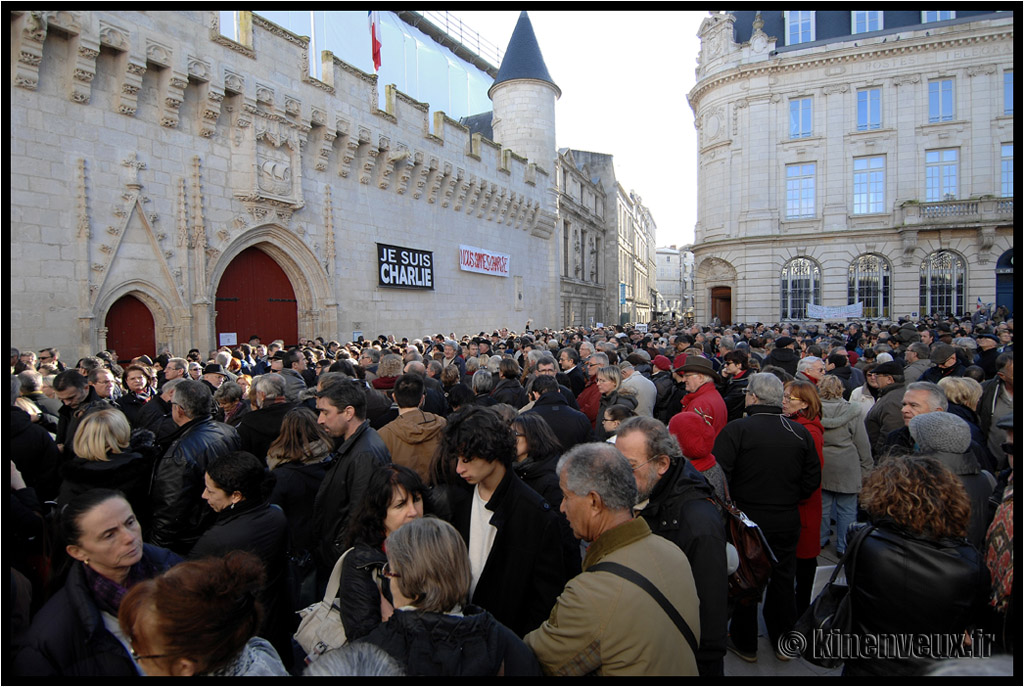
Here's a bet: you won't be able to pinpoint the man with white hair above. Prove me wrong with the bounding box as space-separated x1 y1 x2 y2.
441 339 466 381
236 373 297 462
525 442 701 676
712 373 820 662
618 360 657 418
795 356 825 386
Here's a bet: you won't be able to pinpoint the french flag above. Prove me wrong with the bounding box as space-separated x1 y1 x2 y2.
368 11 382 72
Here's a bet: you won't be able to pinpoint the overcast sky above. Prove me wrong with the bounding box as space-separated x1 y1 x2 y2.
453 10 707 249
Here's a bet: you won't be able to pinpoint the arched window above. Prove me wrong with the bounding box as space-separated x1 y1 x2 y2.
780 257 820 320
848 254 891 319
920 251 966 317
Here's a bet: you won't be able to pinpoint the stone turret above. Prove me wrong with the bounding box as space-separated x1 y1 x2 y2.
488 11 560 176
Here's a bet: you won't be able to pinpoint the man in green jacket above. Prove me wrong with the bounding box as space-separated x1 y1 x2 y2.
525 442 701 676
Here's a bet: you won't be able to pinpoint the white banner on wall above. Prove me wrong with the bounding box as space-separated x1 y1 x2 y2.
806 302 864 320
458 244 510 277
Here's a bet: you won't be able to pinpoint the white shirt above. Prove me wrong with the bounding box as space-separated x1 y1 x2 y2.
467 485 499 599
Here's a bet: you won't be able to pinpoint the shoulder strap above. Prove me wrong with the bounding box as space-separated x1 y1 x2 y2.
588 561 698 656
323 547 354 603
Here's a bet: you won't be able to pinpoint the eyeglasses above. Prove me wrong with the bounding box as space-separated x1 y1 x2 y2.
629 457 659 472
785 395 802 402
381 561 401 579
129 645 171 662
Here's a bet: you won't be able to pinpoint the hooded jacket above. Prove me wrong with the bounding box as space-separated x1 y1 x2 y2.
864 382 906 459
819 399 873 493
361 605 541 676
377 409 447 483
765 346 799 376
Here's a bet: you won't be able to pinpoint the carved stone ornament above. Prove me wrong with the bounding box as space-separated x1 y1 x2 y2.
232 113 305 210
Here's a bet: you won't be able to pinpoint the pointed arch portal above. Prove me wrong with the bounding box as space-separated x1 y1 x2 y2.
215 246 298 347
105 295 156 364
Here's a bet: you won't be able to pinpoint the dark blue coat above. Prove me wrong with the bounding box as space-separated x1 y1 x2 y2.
14 545 180 677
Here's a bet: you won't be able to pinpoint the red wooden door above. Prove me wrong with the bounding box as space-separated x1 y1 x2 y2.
105 295 156 364
215 247 298 347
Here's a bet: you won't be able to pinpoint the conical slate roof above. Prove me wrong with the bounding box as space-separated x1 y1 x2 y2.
488 12 561 98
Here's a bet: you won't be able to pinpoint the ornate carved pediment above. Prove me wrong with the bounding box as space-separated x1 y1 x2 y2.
231 112 305 210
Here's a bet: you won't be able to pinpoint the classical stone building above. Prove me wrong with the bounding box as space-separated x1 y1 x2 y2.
688 10 1014 325
562 150 657 326
10 10 562 360
556 149 608 327
656 245 695 319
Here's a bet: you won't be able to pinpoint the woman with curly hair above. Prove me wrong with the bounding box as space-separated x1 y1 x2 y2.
843 454 985 677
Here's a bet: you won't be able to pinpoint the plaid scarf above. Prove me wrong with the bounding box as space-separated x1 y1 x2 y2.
83 552 160 616
985 476 1013 613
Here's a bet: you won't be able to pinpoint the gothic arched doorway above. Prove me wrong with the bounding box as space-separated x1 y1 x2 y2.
105 294 156 364
215 246 298 347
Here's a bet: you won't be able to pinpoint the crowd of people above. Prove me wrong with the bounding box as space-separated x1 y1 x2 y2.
9 310 1015 676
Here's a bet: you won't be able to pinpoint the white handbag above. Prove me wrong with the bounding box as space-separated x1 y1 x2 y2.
293 547 352 663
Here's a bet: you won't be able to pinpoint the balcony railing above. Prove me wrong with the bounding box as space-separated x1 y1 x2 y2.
902 197 1014 225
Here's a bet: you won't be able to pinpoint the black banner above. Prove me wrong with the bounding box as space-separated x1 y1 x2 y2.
377 243 434 290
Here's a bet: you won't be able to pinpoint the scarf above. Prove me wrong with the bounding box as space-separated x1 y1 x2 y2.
985 476 1013 612
83 552 159 616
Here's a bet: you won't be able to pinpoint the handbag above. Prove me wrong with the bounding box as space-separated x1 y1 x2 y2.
293 547 352 663
791 524 875 668
711 492 778 607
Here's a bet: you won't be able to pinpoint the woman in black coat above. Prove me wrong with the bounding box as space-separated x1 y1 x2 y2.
266 407 332 608
115 364 154 428
359 517 540 676
60 408 158 534
593 365 638 441
843 455 986 677
14 489 181 677
336 464 426 642
510 413 563 509
190 451 290 667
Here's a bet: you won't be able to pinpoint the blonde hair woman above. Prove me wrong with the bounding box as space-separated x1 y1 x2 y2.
60 408 157 533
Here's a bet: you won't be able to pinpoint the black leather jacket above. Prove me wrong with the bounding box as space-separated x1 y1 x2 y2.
148 416 240 553
846 520 986 676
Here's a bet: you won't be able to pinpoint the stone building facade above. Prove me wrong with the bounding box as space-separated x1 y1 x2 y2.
688 10 1014 325
10 10 561 360
656 245 695 319
556 149 608 327
563 150 657 326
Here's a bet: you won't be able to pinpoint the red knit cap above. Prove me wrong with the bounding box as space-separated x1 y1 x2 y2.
669 411 715 462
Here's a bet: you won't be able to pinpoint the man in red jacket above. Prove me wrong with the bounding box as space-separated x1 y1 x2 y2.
677 357 728 440
575 352 607 429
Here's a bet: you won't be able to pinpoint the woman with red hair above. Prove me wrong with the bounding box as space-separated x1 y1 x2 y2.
783 379 824 618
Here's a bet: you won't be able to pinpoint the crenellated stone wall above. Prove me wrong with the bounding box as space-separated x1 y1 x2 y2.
10 10 560 358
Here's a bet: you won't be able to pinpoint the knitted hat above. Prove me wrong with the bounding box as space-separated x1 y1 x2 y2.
909 412 972 454
669 411 715 462
653 355 672 371
776 336 795 348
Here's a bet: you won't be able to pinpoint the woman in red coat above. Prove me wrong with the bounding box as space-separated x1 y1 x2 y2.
783 379 824 616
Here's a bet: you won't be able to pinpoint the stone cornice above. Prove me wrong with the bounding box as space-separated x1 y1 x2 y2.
689 26 1013 109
